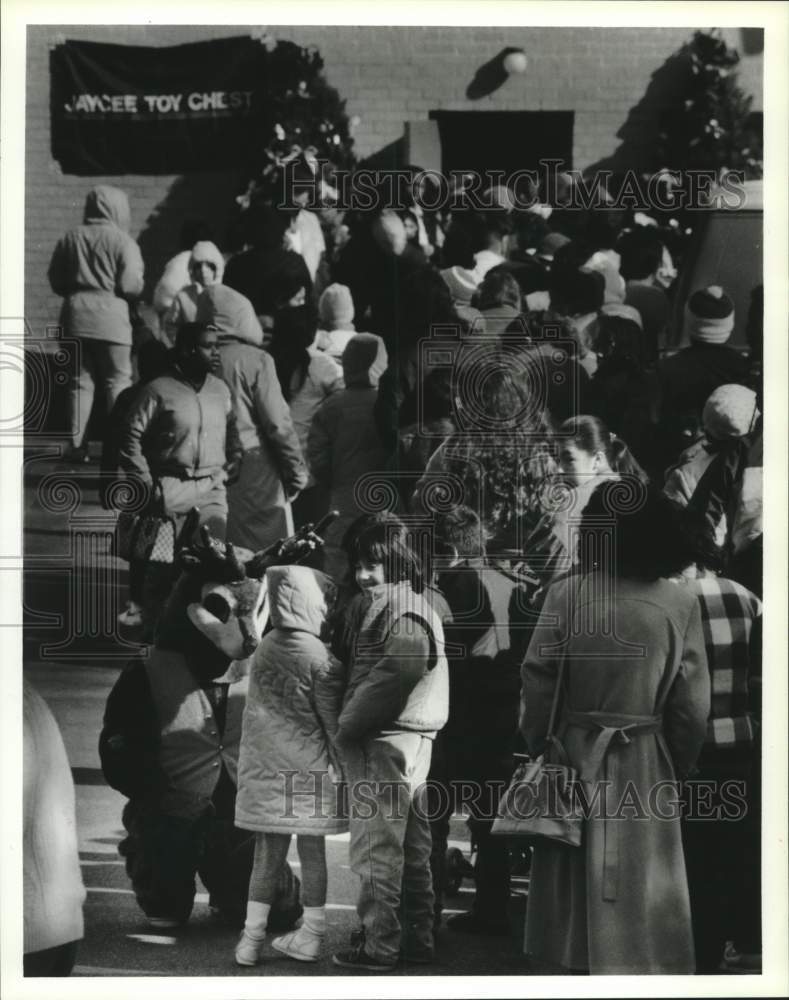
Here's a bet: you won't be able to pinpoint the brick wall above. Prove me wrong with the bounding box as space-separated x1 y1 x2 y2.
25 24 762 340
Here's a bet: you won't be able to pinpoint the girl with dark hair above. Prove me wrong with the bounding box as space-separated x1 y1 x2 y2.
329 511 449 971
525 415 648 588
520 482 710 974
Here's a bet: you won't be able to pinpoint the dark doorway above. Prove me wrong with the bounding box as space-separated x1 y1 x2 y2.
430 110 574 181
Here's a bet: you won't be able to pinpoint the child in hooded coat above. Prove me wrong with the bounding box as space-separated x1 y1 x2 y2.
164 241 225 343
234 565 347 966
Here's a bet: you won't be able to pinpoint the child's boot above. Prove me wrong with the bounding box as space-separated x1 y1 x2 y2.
271 906 326 963
235 901 270 966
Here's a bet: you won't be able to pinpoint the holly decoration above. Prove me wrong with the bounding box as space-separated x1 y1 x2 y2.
237 31 357 216
655 29 762 182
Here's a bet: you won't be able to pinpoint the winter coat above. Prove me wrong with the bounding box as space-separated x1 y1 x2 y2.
289 349 344 480
24 684 86 954
163 242 227 343
520 572 710 974
235 566 348 835
47 185 144 345
307 334 388 583
119 365 235 485
663 436 752 550
216 340 308 551
337 581 449 742
153 249 191 317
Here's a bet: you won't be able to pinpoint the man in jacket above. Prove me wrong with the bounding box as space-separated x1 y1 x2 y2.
48 185 145 463
119 322 241 541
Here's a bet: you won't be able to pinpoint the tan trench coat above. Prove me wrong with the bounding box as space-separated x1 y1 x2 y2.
520 572 710 974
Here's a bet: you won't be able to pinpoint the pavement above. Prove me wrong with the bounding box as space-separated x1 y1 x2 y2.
22 440 533 979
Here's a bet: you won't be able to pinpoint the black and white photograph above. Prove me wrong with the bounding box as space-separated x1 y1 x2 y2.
1 2 787 997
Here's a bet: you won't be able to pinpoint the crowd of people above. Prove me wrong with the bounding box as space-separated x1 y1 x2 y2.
30 165 764 976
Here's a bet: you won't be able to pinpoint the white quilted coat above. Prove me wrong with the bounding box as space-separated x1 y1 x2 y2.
235 565 348 835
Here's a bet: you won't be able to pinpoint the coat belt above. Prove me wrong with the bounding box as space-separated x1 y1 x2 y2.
564 710 663 902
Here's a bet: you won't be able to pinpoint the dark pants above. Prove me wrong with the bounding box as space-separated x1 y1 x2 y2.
681 757 761 972
427 732 513 923
24 940 78 977
119 800 302 930
119 801 255 925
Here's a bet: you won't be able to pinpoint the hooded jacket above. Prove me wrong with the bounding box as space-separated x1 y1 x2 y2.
196 284 264 348
163 242 228 340
48 186 144 345
235 566 348 835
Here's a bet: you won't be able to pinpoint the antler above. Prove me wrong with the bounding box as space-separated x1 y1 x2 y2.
178 518 248 582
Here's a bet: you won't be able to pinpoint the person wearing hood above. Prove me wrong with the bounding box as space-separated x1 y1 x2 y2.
152 220 214 322
195 283 266 349
202 287 309 553
663 384 760 557
163 241 226 344
307 334 389 585
234 565 347 966
314 283 357 360
48 185 145 462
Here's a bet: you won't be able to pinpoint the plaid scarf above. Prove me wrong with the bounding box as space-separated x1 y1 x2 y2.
672 574 762 754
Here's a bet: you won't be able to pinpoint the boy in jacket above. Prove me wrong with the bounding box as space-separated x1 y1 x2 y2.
331 513 448 970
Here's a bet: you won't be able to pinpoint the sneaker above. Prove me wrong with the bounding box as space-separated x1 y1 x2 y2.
271 927 323 963
235 930 265 967
445 910 510 937
332 943 397 972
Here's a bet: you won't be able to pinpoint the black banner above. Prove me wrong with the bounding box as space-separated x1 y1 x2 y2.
50 37 273 175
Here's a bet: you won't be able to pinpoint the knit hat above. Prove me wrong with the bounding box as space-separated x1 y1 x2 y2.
319 283 355 330
686 285 735 344
702 384 759 440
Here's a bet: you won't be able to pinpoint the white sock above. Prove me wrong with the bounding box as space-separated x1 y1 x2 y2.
244 901 271 940
301 906 326 938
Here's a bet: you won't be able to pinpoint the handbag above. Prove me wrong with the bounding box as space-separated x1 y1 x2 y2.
491 653 583 848
114 488 177 565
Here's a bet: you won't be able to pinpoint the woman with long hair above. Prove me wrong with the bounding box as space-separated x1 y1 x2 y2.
525 414 648 587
